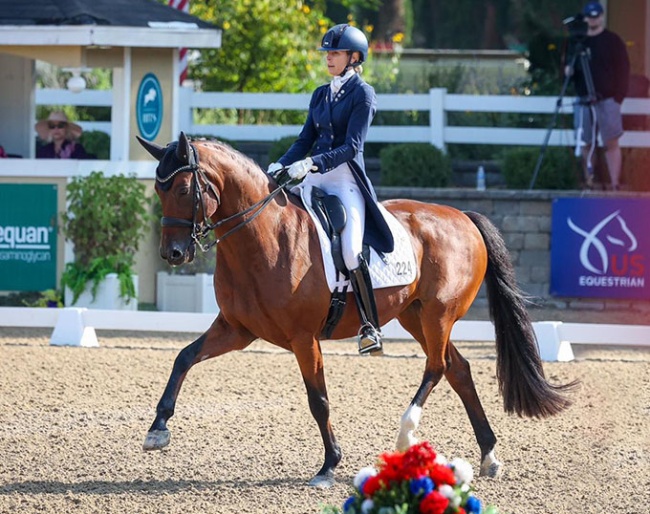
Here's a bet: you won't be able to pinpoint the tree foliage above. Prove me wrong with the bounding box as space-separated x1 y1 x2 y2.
190 0 331 93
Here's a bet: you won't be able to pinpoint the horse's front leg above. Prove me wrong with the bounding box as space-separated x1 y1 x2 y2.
143 315 254 451
292 338 341 488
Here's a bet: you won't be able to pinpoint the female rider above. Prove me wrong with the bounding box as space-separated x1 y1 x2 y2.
267 24 393 356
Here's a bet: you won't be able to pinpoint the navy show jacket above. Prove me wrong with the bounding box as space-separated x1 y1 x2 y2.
278 73 394 254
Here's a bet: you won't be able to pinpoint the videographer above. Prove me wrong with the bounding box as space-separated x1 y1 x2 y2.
565 1 630 190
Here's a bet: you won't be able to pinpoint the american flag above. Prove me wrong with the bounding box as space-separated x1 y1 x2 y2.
168 0 189 85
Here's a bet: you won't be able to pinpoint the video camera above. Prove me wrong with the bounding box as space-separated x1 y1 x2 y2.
563 13 588 41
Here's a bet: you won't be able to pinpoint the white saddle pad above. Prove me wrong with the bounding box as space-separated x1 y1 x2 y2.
297 184 417 293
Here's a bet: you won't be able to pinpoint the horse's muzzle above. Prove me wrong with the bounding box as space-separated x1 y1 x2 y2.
160 241 196 266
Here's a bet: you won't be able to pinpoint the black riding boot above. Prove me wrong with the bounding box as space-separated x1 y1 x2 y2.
349 255 383 356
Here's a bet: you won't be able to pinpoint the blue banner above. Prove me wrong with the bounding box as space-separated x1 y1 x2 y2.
551 198 650 299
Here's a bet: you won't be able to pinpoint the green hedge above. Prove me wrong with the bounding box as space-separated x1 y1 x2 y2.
79 130 110 159
268 136 296 163
379 143 452 187
501 147 580 190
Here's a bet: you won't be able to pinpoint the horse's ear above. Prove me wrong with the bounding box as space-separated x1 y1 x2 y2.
176 132 192 164
135 135 166 161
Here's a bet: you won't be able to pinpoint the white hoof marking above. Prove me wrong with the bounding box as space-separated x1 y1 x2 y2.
479 450 503 478
396 405 422 452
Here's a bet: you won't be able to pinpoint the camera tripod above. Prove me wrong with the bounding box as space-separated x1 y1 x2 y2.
528 40 597 189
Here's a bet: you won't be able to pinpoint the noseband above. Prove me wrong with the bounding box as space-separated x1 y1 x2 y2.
157 148 290 252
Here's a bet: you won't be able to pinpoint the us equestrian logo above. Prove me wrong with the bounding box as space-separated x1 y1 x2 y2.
566 210 644 289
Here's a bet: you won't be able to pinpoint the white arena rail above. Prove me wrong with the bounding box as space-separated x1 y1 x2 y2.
36 88 650 149
2 306 648 362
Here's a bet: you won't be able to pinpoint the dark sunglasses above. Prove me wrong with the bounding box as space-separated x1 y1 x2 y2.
48 122 67 129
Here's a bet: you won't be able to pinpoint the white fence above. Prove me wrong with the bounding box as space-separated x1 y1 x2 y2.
2 306 649 362
36 88 650 149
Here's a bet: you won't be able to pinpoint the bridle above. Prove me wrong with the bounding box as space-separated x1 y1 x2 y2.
157 146 291 252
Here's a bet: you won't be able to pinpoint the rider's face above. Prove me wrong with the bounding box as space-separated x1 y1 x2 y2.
325 51 359 76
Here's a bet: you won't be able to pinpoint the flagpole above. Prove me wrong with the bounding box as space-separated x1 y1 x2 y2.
168 0 189 85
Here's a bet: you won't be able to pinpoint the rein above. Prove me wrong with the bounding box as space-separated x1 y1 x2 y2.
158 161 292 252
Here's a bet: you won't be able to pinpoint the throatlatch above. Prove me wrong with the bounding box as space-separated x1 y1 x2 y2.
349 254 383 356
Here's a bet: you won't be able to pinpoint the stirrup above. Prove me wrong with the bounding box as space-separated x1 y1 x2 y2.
358 324 383 356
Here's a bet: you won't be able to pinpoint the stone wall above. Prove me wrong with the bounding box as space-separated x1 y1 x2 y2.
376 186 650 315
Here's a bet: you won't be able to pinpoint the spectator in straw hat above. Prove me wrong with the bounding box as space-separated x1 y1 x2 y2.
35 111 90 159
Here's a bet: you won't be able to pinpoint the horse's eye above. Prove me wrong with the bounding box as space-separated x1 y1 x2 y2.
178 186 190 196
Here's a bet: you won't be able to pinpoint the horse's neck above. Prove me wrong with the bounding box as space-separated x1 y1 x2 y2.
215 179 311 270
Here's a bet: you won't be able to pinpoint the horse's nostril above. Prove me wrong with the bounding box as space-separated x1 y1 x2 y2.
170 248 183 261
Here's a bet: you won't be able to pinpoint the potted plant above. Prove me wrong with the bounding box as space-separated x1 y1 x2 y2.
60 171 151 310
153 197 219 313
23 289 63 308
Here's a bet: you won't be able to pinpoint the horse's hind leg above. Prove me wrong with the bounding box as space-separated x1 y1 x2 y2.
292 338 341 488
143 315 254 451
445 343 502 477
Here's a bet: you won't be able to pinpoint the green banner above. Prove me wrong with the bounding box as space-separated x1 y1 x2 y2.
0 184 58 291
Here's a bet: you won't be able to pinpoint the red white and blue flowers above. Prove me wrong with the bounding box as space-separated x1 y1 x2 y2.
340 442 498 514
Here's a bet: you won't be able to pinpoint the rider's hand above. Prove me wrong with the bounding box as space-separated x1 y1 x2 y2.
267 162 283 177
287 158 317 180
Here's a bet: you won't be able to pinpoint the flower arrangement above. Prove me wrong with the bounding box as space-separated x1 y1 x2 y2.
331 442 498 514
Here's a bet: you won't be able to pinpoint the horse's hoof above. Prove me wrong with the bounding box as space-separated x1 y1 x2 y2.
143 429 171 451
479 450 503 478
308 474 335 489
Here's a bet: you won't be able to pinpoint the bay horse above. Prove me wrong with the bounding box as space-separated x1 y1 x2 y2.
137 133 574 487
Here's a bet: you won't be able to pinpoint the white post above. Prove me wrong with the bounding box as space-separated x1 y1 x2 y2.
178 86 193 135
111 47 132 161
429 88 447 152
533 321 575 362
50 308 99 347
171 47 180 138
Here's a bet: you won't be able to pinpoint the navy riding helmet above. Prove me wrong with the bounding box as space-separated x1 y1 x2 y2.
319 24 369 64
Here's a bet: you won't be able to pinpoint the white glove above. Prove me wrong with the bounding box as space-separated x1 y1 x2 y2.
267 162 283 177
287 158 317 180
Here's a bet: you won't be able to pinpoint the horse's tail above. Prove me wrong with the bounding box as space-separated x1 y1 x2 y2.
464 211 577 418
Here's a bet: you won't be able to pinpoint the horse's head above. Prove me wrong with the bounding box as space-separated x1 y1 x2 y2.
137 132 221 266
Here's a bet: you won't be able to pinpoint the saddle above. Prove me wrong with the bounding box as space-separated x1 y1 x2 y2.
311 187 348 277
306 186 417 339
310 187 352 339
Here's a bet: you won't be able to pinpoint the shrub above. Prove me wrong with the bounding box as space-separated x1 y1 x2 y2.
79 130 110 159
60 171 152 303
268 136 296 163
380 143 453 187
188 134 238 150
501 147 580 190
622 148 650 192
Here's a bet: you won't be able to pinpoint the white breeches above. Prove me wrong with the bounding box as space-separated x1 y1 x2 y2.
303 163 365 270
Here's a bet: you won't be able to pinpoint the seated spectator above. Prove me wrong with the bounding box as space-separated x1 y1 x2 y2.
35 111 90 159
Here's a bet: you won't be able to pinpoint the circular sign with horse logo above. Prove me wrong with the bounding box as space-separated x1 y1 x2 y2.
136 73 163 141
